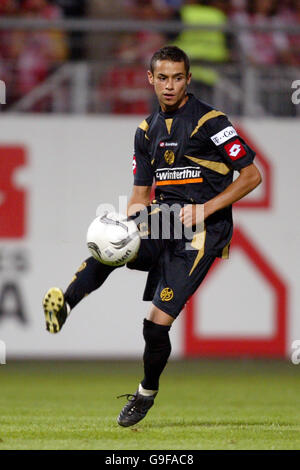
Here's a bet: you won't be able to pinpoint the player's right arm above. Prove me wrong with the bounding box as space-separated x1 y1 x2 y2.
128 124 154 217
127 185 152 217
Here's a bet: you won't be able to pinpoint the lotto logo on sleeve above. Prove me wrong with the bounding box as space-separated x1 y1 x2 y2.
224 139 246 160
132 155 137 174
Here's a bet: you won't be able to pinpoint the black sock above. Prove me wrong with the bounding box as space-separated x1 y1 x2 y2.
141 318 172 391
64 257 118 310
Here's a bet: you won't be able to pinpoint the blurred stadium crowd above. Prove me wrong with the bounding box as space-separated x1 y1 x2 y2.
0 0 299 114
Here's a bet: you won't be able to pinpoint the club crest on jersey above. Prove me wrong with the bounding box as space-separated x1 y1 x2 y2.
164 150 175 165
160 287 174 301
224 139 246 160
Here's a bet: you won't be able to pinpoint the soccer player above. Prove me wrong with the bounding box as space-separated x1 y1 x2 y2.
43 46 262 427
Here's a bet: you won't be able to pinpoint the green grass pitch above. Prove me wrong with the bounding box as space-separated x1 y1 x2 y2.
0 359 300 450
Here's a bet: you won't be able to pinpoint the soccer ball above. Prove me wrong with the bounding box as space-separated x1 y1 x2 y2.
86 212 141 266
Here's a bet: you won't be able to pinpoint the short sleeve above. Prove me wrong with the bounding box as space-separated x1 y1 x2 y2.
133 127 154 186
204 115 256 171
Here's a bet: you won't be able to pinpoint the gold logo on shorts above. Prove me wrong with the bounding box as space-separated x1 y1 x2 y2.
164 150 175 165
160 287 174 301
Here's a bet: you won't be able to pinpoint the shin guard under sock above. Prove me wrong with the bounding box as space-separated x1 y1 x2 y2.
141 318 172 391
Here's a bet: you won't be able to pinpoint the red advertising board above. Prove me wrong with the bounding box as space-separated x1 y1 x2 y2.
0 146 27 238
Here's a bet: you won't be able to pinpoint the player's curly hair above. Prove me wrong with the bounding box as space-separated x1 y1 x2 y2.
150 46 190 76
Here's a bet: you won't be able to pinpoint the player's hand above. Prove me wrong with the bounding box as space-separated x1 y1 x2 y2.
179 204 205 228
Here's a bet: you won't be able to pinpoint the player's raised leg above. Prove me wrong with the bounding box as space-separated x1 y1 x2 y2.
43 221 161 335
43 256 117 334
43 287 68 334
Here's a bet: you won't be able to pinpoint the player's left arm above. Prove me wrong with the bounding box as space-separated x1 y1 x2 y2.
205 162 262 217
180 163 262 227
180 115 262 227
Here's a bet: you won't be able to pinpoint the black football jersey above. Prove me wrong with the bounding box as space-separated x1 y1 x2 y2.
133 93 256 257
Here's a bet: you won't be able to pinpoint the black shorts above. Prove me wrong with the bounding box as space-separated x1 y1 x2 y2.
127 204 216 318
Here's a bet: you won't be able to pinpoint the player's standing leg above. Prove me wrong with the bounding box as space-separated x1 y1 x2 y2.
117 240 216 427
117 306 173 427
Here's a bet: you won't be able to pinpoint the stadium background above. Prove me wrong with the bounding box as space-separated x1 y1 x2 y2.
0 0 300 451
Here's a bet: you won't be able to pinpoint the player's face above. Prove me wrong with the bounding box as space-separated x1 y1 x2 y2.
148 60 191 112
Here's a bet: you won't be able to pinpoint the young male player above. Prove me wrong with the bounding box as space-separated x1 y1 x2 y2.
43 46 262 427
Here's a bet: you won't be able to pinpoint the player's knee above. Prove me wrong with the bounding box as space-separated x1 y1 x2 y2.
143 318 172 353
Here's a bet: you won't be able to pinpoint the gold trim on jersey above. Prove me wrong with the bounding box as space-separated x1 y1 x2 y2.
189 227 206 276
148 207 161 216
221 241 231 259
190 110 225 138
165 118 173 135
185 155 231 175
139 119 149 132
